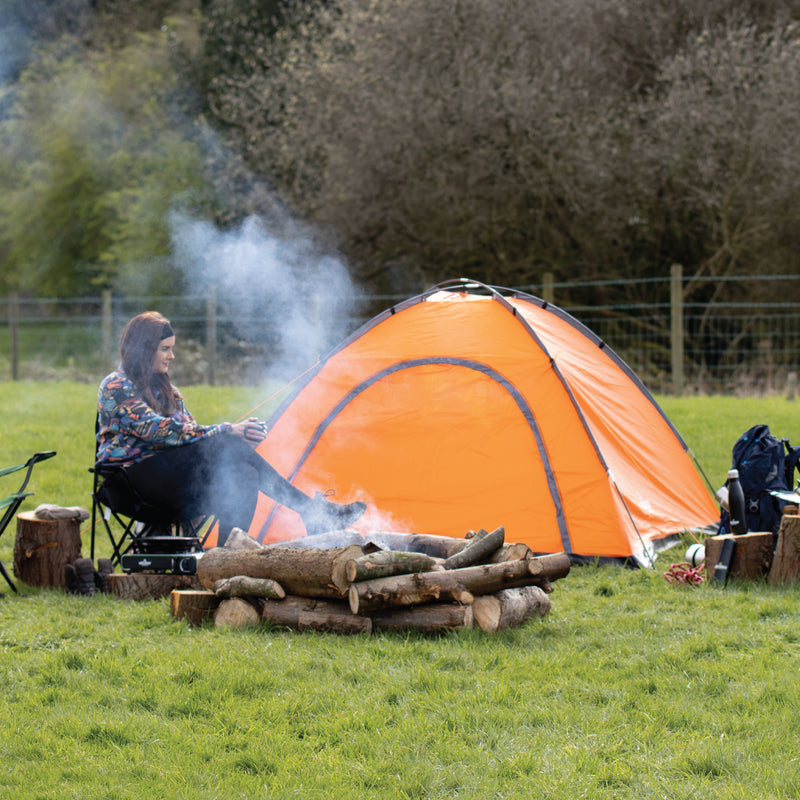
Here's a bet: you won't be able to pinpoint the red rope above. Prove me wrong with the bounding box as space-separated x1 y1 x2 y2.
664 561 706 586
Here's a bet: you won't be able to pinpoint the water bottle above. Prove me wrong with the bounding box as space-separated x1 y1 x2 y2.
728 468 747 534
685 543 705 566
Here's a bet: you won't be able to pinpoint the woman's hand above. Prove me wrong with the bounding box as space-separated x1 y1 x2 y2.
232 418 268 446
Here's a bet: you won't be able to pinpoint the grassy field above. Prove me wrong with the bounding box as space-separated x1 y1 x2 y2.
2 382 800 799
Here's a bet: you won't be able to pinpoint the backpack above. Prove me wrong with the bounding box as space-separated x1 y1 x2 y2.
719 424 800 536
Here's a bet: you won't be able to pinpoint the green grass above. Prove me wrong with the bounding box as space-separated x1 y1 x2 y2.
2 383 800 798
657 394 800 491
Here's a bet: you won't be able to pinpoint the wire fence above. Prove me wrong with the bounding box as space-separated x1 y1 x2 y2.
574 301 800 396
3 272 800 395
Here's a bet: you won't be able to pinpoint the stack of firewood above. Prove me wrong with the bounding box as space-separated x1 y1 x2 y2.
171 526 571 634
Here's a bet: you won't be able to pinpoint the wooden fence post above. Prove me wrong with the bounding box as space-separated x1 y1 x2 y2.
670 263 685 396
101 289 113 371
542 272 554 304
9 291 20 381
206 286 217 386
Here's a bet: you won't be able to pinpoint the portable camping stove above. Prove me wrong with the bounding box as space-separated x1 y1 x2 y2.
120 536 203 575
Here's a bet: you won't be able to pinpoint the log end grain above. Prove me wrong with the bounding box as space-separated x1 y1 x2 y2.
472 585 551 632
214 597 262 628
171 589 220 626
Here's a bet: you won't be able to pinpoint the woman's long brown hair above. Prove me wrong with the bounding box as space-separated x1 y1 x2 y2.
119 312 179 416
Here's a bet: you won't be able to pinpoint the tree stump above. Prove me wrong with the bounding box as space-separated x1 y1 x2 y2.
769 515 800 585
704 531 774 581
13 510 82 588
106 573 201 600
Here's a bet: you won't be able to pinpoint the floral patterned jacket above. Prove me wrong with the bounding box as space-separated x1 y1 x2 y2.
96 368 232 466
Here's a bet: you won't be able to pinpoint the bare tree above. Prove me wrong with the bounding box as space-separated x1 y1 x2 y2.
620 22 800 300
209 0 800 295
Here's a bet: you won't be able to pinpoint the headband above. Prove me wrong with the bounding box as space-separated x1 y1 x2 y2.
161 322 174 340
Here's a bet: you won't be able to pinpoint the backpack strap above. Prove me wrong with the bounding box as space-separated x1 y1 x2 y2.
783 438 800 490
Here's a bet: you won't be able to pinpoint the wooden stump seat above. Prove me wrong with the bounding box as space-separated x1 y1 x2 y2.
14 510 82 589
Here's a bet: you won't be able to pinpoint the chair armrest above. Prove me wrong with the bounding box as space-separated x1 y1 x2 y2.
1 451 56 482
13 451 57 496
0 463 27 480
0 491 33 512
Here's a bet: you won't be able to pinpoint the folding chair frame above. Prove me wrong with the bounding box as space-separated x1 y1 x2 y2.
0 451 57 593
89 464 209 567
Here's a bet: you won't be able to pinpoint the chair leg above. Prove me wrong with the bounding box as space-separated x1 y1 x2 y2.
90 493 98 562
106 513 136 566
0 559 18 593
92 503 136 568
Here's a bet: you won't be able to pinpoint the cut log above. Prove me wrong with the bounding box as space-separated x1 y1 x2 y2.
196 544 364 598
349 552 570 614
223 528 265 551
264 530 366 549
171 589 220 626
349 572 473 613
345 551 437 583
13 510 82 588
443 526 505 569
471 586 551 632
213 575 286 599
488 542 534 563
106 572 201 600
261 595 372 634
368 603 474 634
269 529 509 560
214 597 262 628
769 515 800 584
362 532 470 559
368 531 531 563
705 531 774 581
297 609 371 634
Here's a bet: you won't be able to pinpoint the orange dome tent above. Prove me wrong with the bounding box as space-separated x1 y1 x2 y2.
231 279 717 565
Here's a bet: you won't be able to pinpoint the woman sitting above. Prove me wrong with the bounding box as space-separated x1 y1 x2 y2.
96 311 366 545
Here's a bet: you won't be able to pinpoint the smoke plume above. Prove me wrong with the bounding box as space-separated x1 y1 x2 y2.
170 210 362 384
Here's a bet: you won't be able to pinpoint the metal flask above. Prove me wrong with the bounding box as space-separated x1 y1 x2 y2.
727 468 748 535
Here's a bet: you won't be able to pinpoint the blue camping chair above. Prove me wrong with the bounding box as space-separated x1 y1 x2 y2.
0 451 57 593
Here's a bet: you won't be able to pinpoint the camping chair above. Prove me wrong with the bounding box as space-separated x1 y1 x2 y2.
89 418 206 567
0 451 57 593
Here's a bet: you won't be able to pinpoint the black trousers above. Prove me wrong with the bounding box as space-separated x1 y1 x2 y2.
123 434 311 539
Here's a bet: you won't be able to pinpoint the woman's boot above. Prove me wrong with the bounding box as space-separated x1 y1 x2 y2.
301 492 367 536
